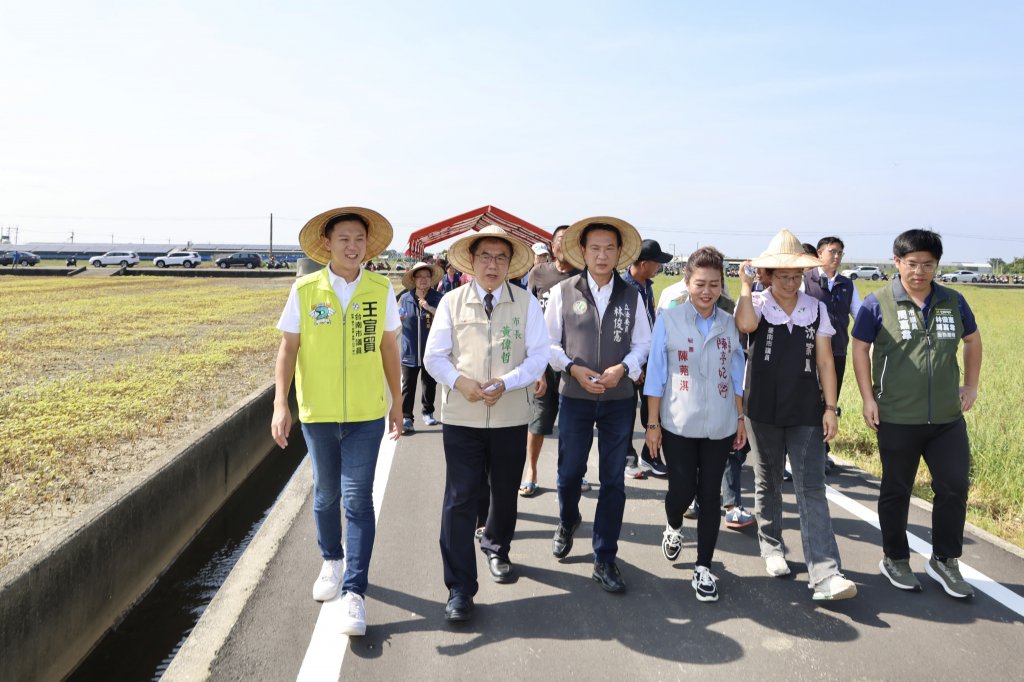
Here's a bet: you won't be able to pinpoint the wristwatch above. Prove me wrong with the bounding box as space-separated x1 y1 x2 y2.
620 362 630 375
824 404 837 412
565 362 575 374
646 423 661 430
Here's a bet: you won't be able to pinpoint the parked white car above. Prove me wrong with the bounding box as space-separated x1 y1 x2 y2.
841 265 883 280
153 251 202 268
89 251 140 268
941 270 979 283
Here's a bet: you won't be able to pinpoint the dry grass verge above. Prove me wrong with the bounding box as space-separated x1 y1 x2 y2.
0 276 291 569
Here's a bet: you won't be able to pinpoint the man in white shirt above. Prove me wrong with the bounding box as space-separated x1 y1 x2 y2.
271 207 403 637
545 217 651 594
423 226 549 623
804 236 862 471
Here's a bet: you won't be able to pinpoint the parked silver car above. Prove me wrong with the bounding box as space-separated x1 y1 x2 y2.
841 265 883 280
941 270 979 283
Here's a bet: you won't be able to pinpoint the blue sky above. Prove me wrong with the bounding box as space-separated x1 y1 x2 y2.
1 1 1021 262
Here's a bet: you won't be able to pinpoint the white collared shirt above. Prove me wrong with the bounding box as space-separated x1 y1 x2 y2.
423 282 550 391
544 272 652 379
817 267 863 319
277 265 401 333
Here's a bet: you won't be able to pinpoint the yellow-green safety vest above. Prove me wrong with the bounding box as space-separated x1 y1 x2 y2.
295 267 389 423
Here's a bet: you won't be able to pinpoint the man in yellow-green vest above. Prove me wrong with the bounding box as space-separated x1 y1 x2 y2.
271 207 403 637
423 226 550 623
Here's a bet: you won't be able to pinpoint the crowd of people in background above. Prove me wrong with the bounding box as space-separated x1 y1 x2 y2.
272 207 984 633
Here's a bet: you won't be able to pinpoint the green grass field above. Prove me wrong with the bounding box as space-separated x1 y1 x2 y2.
653 274 1024 547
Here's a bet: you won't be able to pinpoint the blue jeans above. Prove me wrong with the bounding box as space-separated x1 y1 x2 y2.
748 419 842 586
721 430 751 508
302 418 384 596
556 395 635 563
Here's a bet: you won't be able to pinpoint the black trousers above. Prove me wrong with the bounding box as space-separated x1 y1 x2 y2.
439 423 528 596
825 355 847 455
401 364 436 420
877 418 970 560
834 354 847 401
628 379 653 461
662 429 733 567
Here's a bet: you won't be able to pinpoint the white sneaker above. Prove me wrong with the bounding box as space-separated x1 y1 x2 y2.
338 591 367 636
764 555 791 577
812 574 858 601
312 559 344 601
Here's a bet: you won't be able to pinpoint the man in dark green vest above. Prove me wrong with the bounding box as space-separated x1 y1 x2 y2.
851 229 983 598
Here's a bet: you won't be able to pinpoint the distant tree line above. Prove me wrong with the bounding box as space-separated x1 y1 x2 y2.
989 257 1024 274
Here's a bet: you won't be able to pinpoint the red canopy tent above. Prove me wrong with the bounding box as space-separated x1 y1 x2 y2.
405 205 552 258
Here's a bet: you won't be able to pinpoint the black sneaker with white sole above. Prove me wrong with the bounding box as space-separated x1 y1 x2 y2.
692 565 719 602
639 453 668 477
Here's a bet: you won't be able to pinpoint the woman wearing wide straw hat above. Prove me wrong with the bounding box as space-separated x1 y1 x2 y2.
734 228 857 601
271 207 403 636
423 225 550 623
398 262 444 434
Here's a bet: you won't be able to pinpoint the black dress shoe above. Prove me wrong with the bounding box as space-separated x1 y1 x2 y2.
592 561 626 593
486 553 515 583
444 591 474 622
552 515 582 559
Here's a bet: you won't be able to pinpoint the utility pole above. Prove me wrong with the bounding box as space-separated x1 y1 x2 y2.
269 213 274 261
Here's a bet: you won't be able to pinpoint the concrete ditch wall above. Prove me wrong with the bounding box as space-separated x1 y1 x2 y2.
0 383 296 682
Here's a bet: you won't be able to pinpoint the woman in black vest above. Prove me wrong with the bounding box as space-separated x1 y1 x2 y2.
735 229 857 602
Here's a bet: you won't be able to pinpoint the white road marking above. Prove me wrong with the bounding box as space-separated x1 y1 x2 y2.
295 432 399 682
825 485 1024 617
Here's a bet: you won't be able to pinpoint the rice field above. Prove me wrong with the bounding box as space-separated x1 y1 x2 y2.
0 276 292 568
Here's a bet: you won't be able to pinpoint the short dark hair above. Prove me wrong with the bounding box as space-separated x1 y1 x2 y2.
552 224 570 239
893 229 943 260
801 242 818 256
324 212 369 238
683 246 725 283
580 222 622 248
470 236 513 257
817 236 845 251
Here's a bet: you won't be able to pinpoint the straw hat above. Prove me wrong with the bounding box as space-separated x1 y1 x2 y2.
560 216 642 270
298 207 393 265
401 261 443 291
446 226 533 279
749 229 824 270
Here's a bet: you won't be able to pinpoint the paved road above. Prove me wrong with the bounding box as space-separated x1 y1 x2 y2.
172 411 1024 681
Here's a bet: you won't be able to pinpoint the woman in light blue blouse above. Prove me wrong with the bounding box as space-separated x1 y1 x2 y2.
644 247 747 602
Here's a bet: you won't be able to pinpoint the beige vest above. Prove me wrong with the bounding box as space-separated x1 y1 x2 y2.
440 282 533 427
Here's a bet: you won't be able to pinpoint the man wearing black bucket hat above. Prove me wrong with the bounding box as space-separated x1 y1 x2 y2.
622 239 673 479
